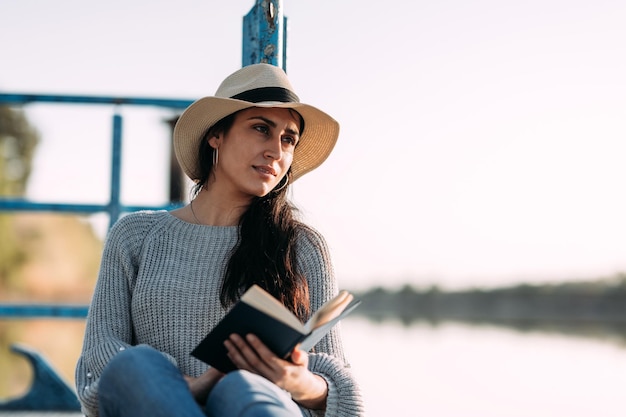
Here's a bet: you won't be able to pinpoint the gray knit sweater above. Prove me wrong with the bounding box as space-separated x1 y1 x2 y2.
75 210 364 417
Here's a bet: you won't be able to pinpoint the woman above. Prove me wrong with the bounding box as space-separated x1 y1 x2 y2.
75 63 364 417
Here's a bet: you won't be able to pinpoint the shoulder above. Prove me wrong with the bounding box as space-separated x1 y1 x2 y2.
108 210 169 236
293 222 334 267
294 222 330 252
293 223 335 275
104 210 171 252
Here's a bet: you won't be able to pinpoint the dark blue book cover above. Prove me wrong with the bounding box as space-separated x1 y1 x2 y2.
191 302 306 372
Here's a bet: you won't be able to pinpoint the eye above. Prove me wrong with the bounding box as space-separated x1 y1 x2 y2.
254 125 270 135
282 135 297 146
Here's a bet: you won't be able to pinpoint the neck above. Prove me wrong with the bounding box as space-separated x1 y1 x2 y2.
191 188 250 226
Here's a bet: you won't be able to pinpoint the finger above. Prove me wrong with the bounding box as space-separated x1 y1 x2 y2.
224 335 254 371
289 347 309 367
244 335 300 390
245 334 282 365
226 334 271 373
241 334 295 382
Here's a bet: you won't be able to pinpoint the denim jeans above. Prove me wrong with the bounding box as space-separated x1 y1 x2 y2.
98 345 303 417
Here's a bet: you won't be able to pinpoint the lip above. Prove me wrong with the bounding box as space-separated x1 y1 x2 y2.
253 165 277 177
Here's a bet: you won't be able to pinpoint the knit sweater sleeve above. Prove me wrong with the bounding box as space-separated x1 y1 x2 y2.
295 225 365 417
74 212 176 417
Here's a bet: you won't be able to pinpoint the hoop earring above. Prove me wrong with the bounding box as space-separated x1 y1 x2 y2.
212 147 219 166
273 175 289 192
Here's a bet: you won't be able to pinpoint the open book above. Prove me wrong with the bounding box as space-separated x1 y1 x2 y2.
191 284 361 372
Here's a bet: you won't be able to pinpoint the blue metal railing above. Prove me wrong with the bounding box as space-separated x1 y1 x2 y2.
0 93 195 108
1 0 286 411
0 94 193 321
0 93 194 225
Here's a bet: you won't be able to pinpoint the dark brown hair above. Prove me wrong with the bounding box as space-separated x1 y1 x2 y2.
192 110 310 320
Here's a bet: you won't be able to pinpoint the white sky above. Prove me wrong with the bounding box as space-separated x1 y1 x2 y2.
1 0 625 291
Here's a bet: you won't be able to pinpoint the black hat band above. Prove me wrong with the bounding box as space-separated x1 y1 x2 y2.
231 87 300 103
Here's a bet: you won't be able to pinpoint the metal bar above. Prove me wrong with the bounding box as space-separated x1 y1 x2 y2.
123 203 183 212
282 14 288 69
0 200 110 213
0 304 89 319
0 93 194 109
242 0 286 71
0 199 181 214
109 113 123 228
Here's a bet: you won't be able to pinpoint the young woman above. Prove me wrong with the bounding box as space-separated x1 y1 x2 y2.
75 63 364 417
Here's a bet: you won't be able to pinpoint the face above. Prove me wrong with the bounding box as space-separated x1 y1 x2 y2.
208 107 301 200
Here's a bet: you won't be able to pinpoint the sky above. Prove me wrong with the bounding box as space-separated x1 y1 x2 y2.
1 0 626 291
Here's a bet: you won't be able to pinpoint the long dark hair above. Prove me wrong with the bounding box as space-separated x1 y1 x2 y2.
192 110 310 321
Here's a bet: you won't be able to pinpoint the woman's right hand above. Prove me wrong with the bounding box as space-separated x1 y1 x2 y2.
184 367 225 405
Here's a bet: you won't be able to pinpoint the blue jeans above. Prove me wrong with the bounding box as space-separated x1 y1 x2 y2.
98 345 303 417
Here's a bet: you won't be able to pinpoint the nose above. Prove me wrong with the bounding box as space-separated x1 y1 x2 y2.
264 134 283 160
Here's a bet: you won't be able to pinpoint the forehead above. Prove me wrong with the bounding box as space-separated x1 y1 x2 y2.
235 107 301 129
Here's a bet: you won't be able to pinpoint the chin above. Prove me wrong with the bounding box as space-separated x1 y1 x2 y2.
241 181 277 198
247 186 273 198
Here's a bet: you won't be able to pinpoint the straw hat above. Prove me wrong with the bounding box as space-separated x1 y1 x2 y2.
173 63 339 182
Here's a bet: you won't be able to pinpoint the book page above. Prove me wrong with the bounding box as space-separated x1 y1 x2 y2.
241 285 304 332
304 290 354 333
299 297 361 351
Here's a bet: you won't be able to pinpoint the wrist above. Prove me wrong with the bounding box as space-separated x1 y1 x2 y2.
293 374 328 410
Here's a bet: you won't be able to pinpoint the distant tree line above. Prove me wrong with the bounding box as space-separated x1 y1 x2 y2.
353 274 626 325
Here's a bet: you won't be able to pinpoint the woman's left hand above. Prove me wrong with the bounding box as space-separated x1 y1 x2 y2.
184 367 225 405
225 333 328 410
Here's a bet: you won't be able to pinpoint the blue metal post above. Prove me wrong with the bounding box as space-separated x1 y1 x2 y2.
109 113 123 229
242 0 287 71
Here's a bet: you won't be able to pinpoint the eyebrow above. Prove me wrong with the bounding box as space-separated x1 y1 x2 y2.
247 116 300 137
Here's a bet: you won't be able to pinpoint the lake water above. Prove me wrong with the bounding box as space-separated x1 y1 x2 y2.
2 317 626 416
342 317 626 417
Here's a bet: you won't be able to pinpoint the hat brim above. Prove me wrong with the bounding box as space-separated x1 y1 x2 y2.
173 96 339 183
